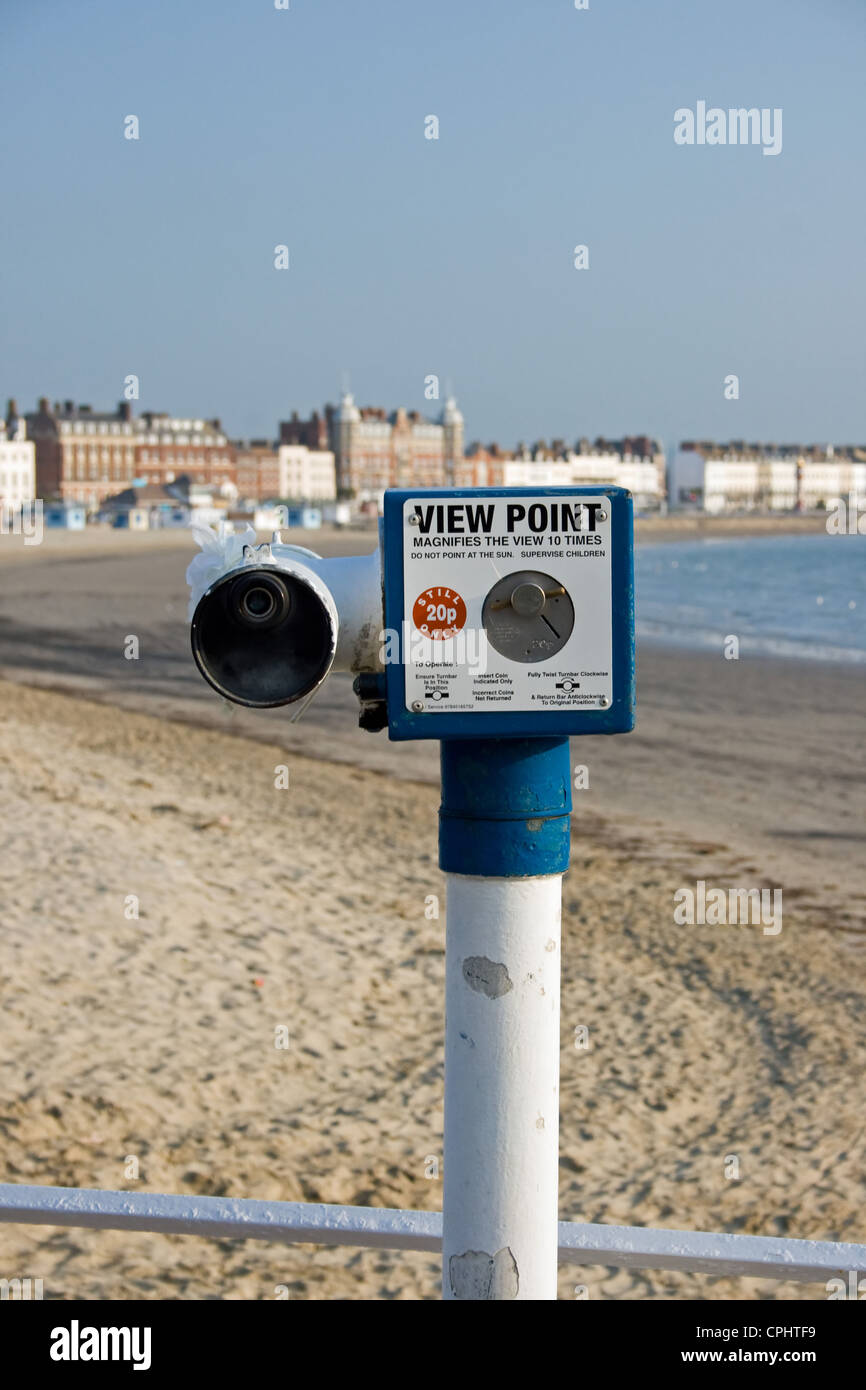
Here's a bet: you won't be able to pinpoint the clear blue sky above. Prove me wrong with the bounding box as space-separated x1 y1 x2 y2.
1 0 864 452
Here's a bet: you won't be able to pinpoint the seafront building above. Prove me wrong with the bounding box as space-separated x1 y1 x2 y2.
22 389 863 520
280 394 465 498
277 445 336 500
670 442 866 512
233 441 336 502
0 402 36 515
23 392 456 509
234 441 280 499
132 411 233 493
25 399 137 510
24 399 234 508
458 437 666 510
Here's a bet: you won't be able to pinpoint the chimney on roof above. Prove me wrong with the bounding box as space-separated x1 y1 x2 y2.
119 401 132 421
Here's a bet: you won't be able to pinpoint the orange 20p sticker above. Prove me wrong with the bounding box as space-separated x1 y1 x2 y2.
412 587 467 640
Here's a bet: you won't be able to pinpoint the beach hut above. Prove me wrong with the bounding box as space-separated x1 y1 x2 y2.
283 505 322 529
43 503 86 530
111 507 150 530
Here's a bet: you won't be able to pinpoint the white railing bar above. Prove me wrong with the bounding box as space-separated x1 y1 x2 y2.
557 1219 866 1284
1 1183 864 1284
0 1184 440 1254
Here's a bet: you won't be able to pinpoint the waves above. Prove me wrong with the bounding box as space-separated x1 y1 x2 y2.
635 534 866 664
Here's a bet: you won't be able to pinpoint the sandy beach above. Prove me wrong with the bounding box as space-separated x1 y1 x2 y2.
0 664 864 1300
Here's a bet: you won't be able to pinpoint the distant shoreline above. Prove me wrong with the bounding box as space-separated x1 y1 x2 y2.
0 509 836 562
635 511 831 544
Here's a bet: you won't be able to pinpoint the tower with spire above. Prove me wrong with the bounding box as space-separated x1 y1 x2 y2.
441 396 464 487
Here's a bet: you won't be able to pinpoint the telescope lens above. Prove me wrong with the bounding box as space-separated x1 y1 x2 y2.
243 586 276 619
191 565 336 708
230 573 290 629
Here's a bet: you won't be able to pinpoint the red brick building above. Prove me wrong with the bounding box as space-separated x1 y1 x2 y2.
25 399 137 508
279 410 330 451
234 441 280 499
279 394 464 498
133 411 234 491
24 399 236 507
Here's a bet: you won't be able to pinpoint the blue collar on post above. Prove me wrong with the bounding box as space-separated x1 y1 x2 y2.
439 737 572 878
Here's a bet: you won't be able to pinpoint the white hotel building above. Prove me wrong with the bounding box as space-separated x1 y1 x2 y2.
277 445 336 500
0 407 36 514
670 443 866 512
460 439 666 510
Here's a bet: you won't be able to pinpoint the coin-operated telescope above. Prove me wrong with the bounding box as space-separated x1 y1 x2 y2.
187 529 383 717
187 488 635 1302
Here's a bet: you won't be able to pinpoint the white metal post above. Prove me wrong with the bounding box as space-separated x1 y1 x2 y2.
438 736 571 1300
442 872 562 1300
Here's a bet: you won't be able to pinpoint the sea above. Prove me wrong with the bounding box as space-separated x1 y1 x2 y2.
635 533 866 664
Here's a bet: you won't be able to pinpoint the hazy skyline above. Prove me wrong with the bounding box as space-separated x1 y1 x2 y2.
2 0 864 452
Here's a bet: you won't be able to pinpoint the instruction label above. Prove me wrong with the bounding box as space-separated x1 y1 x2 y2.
402 495 613 713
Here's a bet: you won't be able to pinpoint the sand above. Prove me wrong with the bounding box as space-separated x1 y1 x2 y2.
1 528 863 931
0 679 864 1300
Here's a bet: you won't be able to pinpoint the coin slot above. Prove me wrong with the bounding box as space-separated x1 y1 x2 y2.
482 570 575 663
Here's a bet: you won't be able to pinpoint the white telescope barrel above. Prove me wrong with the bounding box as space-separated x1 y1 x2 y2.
187 529 383 708
277 545 383 674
